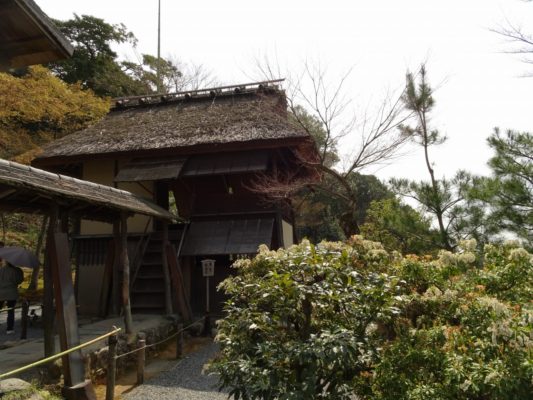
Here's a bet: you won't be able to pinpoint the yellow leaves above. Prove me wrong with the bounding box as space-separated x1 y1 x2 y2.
0 127 35 159
0 66 110 159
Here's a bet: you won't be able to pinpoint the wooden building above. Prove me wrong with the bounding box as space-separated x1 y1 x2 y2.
33 80 318 316
0 159 174 398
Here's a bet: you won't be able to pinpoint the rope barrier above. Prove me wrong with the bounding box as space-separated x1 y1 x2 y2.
0 327 122 380
0 302 41 314
0 315 206 379
114 317 205 360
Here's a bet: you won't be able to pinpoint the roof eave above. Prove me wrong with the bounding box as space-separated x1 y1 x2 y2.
32 136 313 168
16 0 74 58
0 0 73 71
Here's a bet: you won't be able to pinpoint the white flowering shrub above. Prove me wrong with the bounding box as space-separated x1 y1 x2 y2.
211 238 532 399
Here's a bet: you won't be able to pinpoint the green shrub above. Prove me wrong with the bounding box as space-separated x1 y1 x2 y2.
211 237 533 399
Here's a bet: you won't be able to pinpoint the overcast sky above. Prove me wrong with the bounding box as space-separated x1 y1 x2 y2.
38 0 533 182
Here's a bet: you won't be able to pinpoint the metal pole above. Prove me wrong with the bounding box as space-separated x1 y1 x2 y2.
106 332 118 400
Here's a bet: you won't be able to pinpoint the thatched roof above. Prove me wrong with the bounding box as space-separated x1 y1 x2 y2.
34 81 311 165
0 158 174 221
0 0 73 70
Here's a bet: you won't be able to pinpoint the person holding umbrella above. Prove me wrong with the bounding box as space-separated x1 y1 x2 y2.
0 243 33 334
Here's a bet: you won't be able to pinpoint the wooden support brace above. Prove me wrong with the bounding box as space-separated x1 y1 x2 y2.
49 231 87 387
165 243 192 321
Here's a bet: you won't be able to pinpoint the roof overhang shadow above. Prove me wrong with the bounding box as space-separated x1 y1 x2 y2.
0 0 73 71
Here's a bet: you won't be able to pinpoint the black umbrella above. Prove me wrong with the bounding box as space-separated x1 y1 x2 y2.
0 246 39 268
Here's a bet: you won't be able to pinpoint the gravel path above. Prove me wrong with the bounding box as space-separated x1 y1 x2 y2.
124 341 229 400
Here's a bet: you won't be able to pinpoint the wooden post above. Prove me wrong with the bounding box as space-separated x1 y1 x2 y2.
175 322 184 359
161 221 173 315
43 205 58 357
20 300 29 340
203 313 211 336
112 221 120 315
48 213 96 399
275 207 284 249
120 212 133 334
50 231 86 387
136 332 146 385
106 331 117 400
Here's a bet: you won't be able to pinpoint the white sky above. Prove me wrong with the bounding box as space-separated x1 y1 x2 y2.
38 0 533 182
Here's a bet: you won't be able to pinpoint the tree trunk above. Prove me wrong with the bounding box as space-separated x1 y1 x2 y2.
340 201 361 237
420 114 452 251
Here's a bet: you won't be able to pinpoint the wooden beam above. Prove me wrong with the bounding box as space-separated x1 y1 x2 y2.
120 212 133 334
0 203 47 214
0 188 16 199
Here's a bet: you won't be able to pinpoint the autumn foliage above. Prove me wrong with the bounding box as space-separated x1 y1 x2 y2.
0 66 109 162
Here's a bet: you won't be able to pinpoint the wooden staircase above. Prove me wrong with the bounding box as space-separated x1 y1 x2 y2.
131 230 182 314
131 232 166 313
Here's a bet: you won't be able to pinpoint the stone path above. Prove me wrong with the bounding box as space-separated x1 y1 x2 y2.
124 341 228 400
0 314 171 379
0 304 43 345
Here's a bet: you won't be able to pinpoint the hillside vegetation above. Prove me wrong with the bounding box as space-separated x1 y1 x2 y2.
0 66 109 163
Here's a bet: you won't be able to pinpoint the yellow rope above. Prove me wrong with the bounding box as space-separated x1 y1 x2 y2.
1 316 206 378
0 327 122 379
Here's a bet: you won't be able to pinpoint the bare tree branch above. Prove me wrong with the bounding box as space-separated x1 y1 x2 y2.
249 56 412 235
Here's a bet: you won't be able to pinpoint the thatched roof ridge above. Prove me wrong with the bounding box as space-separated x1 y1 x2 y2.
34 81 310 163
0 158 174 221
